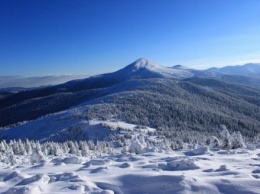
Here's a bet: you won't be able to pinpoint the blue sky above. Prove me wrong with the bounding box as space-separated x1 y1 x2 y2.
1 0 260 76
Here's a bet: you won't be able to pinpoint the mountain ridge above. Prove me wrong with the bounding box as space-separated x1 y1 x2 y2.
0 77 259 141
0 58 259 136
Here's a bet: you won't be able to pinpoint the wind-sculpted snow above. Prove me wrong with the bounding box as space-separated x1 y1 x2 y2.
0 147 259 194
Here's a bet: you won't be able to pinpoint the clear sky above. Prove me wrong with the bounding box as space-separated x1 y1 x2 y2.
1 0 260 76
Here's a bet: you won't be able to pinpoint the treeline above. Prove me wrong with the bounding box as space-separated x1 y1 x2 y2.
0 139 113 165
0 125 252 166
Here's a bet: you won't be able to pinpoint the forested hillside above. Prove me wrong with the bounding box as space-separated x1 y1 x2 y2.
0 59 259 142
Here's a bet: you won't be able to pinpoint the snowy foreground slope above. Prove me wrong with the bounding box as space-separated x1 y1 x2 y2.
0 119 259 193
0 147 260 194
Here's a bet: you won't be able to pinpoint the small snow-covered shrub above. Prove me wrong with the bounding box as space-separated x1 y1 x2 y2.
137 134 147 147
88 140 96 150
24 139 32 155
30 148 45 164
170 140 184 150
6 151 17 165
220 125 231 149
0 140 6 153
230 131 245 149
79 141 89 156
219 125 246 149
67 141 81 156
128 136 144 154
209 136 221 148
118 136 126 147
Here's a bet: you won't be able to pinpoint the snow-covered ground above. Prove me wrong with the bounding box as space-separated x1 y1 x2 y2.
1 115 259 193
0 146 259 194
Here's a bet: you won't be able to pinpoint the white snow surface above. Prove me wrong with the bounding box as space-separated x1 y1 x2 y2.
0 147 259 194
130 58 194 78
89 119 156 133
89 58 194 80
0 110 156 142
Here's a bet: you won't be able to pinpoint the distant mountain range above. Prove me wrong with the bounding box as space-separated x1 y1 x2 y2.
0 58 259 141
207 63 260 77
0 75 89 89
1 59 259 90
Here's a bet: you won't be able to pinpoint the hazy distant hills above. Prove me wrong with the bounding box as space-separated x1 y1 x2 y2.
0 59 259 141
0 75 89 89
1 59 259 92
1 60 259 90
0 74 89 106
206 63 260 77
204 63 260 88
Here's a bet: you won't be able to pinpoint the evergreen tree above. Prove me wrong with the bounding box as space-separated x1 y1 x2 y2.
209 136 221 148
24 139 32 155
220 125 231 149
230 131 245 149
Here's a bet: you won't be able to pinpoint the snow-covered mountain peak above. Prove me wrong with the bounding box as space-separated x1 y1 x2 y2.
113 58 194 79
131 58 162 70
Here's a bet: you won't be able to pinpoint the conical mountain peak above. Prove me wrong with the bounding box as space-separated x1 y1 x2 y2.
112 58 193 79
130 58 162 70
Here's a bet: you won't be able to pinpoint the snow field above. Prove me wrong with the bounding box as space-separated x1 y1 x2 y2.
0 119 259 193
0 147 259 194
